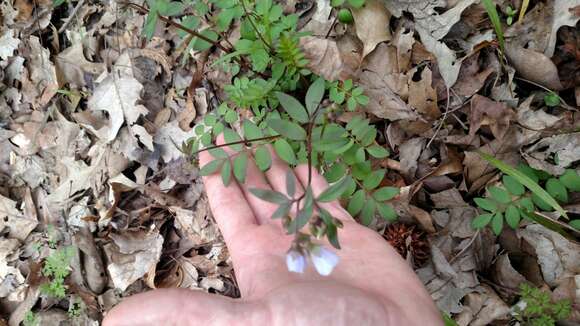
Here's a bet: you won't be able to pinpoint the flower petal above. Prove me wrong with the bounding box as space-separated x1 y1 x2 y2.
286 250 306 273
310 246 339 276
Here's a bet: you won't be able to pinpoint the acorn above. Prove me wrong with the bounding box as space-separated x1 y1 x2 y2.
337 8 354 24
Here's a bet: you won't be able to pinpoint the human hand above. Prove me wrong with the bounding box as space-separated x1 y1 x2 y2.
103 144 442 325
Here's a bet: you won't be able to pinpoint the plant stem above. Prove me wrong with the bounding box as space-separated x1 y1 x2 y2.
124 2 231 53
192 135 279 156
240 0 274 53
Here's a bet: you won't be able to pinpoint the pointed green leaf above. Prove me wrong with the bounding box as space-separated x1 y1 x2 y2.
274 139 297 165
518 197 535 213
272 202 291 219
199 159 223 176
254 146 272 171
249 188 288 204
317 176 353 202
268 119 306 140
243 119 263 139
489 186 511 204
474 198 497 212
285 170 296 198
502 175 525 196
233 152 248 183
373 187 399 201
366 144 389 158
377 202 397 221
221 159 232 185
546 178 568 203
275 92 309 123
559 170 580 192
347 189 365 216
505 205 520 229
472 213 493 229
324 163 346 183
209 147 229 159
362 169 385 190
326 223 341 249
491 212 504 235
360 199 376 226
305 77 325 115
570 220 580 230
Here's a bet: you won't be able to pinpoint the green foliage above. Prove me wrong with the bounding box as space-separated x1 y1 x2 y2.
40 246 75 299
505 5 517 25
472 164 579 235
23 311 39 326
481 0 505 52
337 8 354 24
513 283 572 325
68 297 84 318
543 92 560 107
162 0 389 254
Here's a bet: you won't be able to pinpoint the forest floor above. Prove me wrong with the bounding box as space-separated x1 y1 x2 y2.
0 0 579 325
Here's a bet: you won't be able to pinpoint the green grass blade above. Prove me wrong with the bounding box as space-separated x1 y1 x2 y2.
481 0 505 52
478 151 568 219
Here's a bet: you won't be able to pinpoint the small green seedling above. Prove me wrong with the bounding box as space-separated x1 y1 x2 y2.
543 92 560 107
40 246 75 299
23 311 39 326
513 283 571 325
505 5 517 25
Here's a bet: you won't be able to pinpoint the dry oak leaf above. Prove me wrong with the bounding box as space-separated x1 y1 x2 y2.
300 36 359 81
352 0 392 58
55 42 105 88
505 42 563 91
468 95 515 140
0 194 37 241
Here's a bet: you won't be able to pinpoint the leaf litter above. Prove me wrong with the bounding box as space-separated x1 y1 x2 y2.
0 0 579 324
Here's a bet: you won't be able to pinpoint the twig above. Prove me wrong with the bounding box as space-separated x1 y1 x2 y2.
123 2 231 53
58 0 86 33
426 86 451 148
514 77 576 111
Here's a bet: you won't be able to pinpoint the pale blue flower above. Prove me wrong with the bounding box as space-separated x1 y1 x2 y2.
310 246 339 276
286 249 306 273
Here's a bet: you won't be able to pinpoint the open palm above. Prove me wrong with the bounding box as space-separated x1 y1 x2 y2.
104 145 442 325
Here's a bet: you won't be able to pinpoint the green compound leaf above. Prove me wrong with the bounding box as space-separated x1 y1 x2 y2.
505 205 521 229
347 189 365 216
254 146 272 171
503 175 525 196
233 152 249 183
324 163 346 183
546 178 569 203
478 152 568 219
275 92 309 123
377 202 397 221
317 175 353 202
249 188 289 204
268 119 307 140
474 198 497 212
372 186 399 201
366 144 389 158
489 186 511 204
221 159 232 185
274 138 297 165
199 159 223 176
472 213 493 229
491 212 504 235
305 77 325 115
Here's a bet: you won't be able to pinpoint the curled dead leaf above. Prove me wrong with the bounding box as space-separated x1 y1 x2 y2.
505 43 563 91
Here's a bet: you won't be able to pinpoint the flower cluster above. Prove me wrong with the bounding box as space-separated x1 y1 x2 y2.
286 245 339 276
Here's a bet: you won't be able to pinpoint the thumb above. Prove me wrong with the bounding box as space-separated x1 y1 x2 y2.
103 288 257 326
